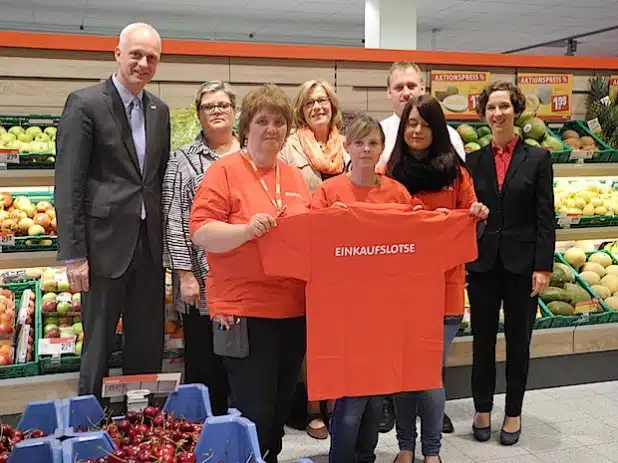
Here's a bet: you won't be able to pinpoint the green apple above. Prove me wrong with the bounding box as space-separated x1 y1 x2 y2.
1 133 16 143
57 281 71 292
59 326 75 337
72 293 81 303
72 322 83 335
72 316 81 324
44 127 57 138
25 126 42 138
75 341 83 356
18 132 33 143
35 133 51 143
19 142 32 153
42 292 57 304
30 142 48 153
6 140 20 150
45 316 59 326
56 301 71 313
8 126 24 135
44 323 58 335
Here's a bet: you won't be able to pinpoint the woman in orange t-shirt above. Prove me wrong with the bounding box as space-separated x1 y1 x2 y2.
189 84 311 463
385 95 488 463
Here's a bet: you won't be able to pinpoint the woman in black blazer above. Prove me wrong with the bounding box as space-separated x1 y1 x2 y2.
465 81 555 446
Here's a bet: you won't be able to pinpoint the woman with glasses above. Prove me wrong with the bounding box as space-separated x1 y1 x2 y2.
280 79 349 439
162 80 239 415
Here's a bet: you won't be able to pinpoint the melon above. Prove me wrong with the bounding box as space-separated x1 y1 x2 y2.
588 252 613 268
582 262 606 278
579 271 601 286
606 265 618 277
605 296 618 311
601 275 618 294
563 247 586 269
591 285 611 300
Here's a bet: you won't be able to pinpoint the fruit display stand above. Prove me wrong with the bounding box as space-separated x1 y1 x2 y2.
0 115 58 169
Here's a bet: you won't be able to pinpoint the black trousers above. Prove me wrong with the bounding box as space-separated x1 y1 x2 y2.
79 220 164 399
224 317 306 463
181 308 230 416
467 258 537 417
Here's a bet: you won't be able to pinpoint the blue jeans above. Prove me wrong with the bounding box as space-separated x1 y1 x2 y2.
393 321 461 456
329 395 382 463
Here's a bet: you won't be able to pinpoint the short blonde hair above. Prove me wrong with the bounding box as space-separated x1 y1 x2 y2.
237 84 293 146
387 61 423 88
344 115 385 146
293 80 343 130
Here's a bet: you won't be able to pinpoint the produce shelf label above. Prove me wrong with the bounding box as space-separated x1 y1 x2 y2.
517 73 572 121
430 71 490 120
0 234 15 247
38 336 75 356
102 372 181 398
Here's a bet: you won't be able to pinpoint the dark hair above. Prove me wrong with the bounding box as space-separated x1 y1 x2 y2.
476 81 526 119
386 95 465 182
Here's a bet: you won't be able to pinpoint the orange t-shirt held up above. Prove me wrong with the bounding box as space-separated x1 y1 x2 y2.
189 151 311 319
311 174 424 209
256 204 478 400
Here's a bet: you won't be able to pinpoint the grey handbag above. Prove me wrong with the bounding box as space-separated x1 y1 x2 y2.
213 316 249 359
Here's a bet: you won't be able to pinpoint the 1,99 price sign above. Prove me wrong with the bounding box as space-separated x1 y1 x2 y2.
551 94 570 113
517 73 572 121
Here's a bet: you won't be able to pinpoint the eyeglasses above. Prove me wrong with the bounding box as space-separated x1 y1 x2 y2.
303 97 330 109
199 102 233 113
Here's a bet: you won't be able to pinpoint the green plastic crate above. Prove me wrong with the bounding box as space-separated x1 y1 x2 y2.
551 253 614 327
0 191 57 253
555 120 615 163
0 114 58 170
0 281 41 379
554 180 617 229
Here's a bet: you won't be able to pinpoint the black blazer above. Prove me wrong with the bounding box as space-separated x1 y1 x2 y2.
465 139 555 275
55 77 171 278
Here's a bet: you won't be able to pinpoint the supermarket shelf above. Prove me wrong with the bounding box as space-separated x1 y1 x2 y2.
556 227 618 241
553 163 618 178
0 169 54 187
0 251 60 269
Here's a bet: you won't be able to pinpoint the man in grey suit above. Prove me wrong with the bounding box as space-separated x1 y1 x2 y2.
55 22 170 399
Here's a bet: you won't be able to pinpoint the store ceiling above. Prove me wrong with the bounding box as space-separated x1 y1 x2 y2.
0 0 617 56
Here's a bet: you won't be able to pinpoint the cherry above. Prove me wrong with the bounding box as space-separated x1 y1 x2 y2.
142 406 157 419
10 430 22 440
0 454 8 463
125 411 139 423
152 414 165 427
116 420 131 434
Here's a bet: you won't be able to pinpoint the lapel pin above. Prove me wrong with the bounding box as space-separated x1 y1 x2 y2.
150 105 156 110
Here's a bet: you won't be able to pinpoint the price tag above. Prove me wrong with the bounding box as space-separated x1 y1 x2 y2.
38 337 76 356
551 94 570 112
0 153 19 164
468 94 480 111
569 150 594 160
557 216 581 228
102 373 181 398
587 118 603 135
430 70 490 120
0 235 15 246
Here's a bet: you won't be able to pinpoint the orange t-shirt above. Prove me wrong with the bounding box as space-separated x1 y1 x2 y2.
189 151 311 319
413 167 477 318
256 204 478 400
311 174 424 209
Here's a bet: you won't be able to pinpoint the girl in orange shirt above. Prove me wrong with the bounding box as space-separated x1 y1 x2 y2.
312 115 423 463
385 95 488 463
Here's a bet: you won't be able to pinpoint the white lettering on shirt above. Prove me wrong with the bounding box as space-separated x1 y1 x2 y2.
285 192 302 198
333 243 416 257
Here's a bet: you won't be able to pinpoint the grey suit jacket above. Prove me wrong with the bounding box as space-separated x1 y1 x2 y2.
54 76 171 278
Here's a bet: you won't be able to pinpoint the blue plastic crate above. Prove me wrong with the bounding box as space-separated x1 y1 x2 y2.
62 395 105 436
8 437 63 463
163 384 213 422
17 399 64 438
195 415 265 463
61 431 115 462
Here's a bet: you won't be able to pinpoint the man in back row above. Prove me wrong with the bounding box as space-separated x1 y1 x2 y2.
377 61 466 435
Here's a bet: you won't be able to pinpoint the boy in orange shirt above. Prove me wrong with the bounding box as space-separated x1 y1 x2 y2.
312 115 422 463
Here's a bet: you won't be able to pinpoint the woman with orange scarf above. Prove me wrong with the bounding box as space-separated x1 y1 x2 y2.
280 80 348 439
281 80 349 193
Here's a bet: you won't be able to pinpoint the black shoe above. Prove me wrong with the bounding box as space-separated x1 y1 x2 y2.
379 397 395 433
442 413 454 434
500 419 521 446
472 413 491 442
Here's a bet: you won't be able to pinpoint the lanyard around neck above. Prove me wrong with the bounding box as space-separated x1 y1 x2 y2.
241 150 283 212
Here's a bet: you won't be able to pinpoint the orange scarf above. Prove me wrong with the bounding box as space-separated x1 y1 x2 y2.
296 126 345 175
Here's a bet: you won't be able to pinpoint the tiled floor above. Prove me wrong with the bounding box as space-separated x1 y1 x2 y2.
280 381 618 462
